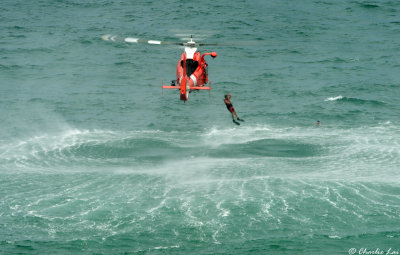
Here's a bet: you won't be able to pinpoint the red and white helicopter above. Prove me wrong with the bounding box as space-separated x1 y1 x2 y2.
102 34 218 102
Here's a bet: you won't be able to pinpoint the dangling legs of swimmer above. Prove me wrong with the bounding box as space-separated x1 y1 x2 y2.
232 108 244 122
229 107 241 125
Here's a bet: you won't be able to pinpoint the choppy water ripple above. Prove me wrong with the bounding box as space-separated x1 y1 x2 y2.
1 173 400 254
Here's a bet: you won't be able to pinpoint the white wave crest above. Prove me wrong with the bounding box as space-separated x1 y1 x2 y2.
325 95 343 101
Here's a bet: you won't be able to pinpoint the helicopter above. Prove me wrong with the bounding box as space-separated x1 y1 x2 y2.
101 34 218 102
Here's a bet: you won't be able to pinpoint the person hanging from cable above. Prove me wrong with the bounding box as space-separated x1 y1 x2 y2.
224 94 244 125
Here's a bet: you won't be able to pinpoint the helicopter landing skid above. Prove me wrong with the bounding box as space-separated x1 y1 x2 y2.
162 80 211 102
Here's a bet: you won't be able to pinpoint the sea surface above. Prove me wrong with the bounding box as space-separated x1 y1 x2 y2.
1 0 400 254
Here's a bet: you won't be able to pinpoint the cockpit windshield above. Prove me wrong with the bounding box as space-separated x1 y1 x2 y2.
181 59 199 76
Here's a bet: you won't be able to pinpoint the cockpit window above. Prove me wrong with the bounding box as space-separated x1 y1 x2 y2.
181 59 199 76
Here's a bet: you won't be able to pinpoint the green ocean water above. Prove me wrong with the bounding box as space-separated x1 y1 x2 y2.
1 0 400 254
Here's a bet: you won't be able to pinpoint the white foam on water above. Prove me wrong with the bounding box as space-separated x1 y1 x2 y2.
152 245 180 250
201 124 278 148
325 95 343 101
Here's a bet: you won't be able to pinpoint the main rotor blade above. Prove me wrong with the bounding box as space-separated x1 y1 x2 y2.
198 41 257 47
101 34 184 46
198 43 223 46
101 34 257 48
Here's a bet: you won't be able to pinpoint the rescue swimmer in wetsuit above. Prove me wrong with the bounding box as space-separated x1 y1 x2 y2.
224 94 244 125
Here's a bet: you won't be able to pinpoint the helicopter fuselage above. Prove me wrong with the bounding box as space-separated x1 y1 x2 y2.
177 47 209 88
168 47 217 101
